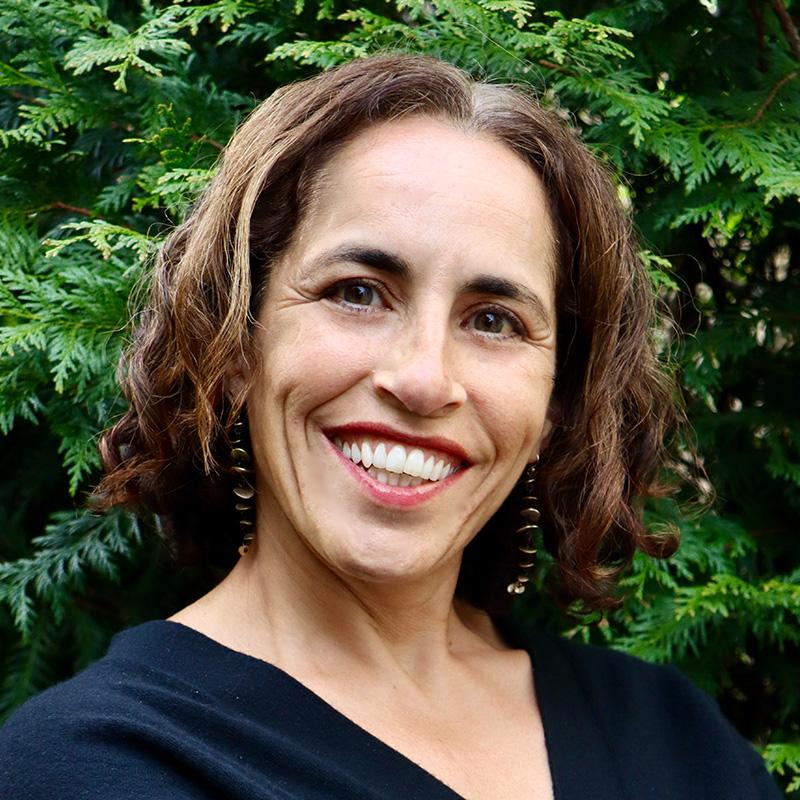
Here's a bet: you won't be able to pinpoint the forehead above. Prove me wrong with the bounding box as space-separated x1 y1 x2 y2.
290 116 555 284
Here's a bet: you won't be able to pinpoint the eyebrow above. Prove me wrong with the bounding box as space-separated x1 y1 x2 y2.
309 245 411 280
306 244 552 327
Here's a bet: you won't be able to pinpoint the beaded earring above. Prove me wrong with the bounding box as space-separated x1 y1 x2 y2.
507 458 541 595
230 415 255 555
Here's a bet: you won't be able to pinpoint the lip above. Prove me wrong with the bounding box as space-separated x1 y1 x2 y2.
323 422 471 465
324 434 466 508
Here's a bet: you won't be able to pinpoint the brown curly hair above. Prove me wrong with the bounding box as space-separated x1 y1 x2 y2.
93 53 679 614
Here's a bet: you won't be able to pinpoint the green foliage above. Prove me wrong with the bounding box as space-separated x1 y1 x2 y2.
767 744 800 793
0 509 141 636
1 0 798 794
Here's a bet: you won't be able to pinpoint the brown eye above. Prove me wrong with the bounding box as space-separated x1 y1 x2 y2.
342 283 375 305
466 307 526 338
473 310 506 334
326 280 384 309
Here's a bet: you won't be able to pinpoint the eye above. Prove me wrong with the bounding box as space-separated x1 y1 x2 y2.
325 279 386 309
466 307 526 338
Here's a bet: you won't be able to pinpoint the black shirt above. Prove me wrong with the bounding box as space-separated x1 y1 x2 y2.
0 619 782 799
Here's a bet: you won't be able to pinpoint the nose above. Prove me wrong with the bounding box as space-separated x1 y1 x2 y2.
371 320 467 417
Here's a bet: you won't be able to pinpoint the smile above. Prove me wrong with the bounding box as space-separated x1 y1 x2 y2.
332 436 460 487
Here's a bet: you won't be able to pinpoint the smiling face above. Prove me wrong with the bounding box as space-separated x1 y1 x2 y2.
245 115 557 587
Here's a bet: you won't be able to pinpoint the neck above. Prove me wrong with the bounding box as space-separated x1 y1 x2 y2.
172 510 504 684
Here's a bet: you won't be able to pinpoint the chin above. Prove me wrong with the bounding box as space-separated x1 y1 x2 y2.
321 530 443 585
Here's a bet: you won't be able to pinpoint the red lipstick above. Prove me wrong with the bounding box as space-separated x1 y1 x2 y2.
324 422 470 464
325 436 465 507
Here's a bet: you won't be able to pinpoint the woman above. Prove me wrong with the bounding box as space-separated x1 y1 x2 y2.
0 54 780 799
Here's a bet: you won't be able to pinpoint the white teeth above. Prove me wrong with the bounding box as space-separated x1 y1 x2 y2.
371 467 388 484
405 448 425 477
366 466 423 489
373 442 387 469
361 441 373 469
335 437 460 484
386 444 406 474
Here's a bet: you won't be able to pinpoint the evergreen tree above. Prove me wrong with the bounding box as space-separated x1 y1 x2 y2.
1 1 798 793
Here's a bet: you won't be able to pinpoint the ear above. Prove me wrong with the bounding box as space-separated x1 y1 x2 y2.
224 352 250 404
529 399 560 463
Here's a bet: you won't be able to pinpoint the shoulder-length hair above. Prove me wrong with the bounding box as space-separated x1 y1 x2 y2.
94 52 678 614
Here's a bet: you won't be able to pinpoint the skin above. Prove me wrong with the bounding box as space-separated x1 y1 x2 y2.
172 116 557 799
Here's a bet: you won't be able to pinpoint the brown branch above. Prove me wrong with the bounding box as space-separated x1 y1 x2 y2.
191 134 224 151
721 70 799 127
537 58 577 77
9 90 46 107
42 201 94 218
772 0 800 62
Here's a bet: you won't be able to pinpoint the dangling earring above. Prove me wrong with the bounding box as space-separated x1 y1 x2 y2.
507 457 541 595
230 414 255 555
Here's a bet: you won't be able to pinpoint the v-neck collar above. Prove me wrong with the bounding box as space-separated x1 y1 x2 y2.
113 620 464 799
110 618 622 800
495 617 627 800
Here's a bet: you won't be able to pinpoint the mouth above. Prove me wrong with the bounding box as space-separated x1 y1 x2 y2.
323 423 469 503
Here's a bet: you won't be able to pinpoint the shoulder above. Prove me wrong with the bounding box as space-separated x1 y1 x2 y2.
0 621 207 799
1 659 131 797
500 617 714 719
515 625 782 799
535 628 713 719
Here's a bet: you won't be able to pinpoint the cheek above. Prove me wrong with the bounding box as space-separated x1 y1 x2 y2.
254 309 382 410
468 356 554 449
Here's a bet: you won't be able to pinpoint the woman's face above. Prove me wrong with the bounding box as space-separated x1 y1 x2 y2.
246 115 556 587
